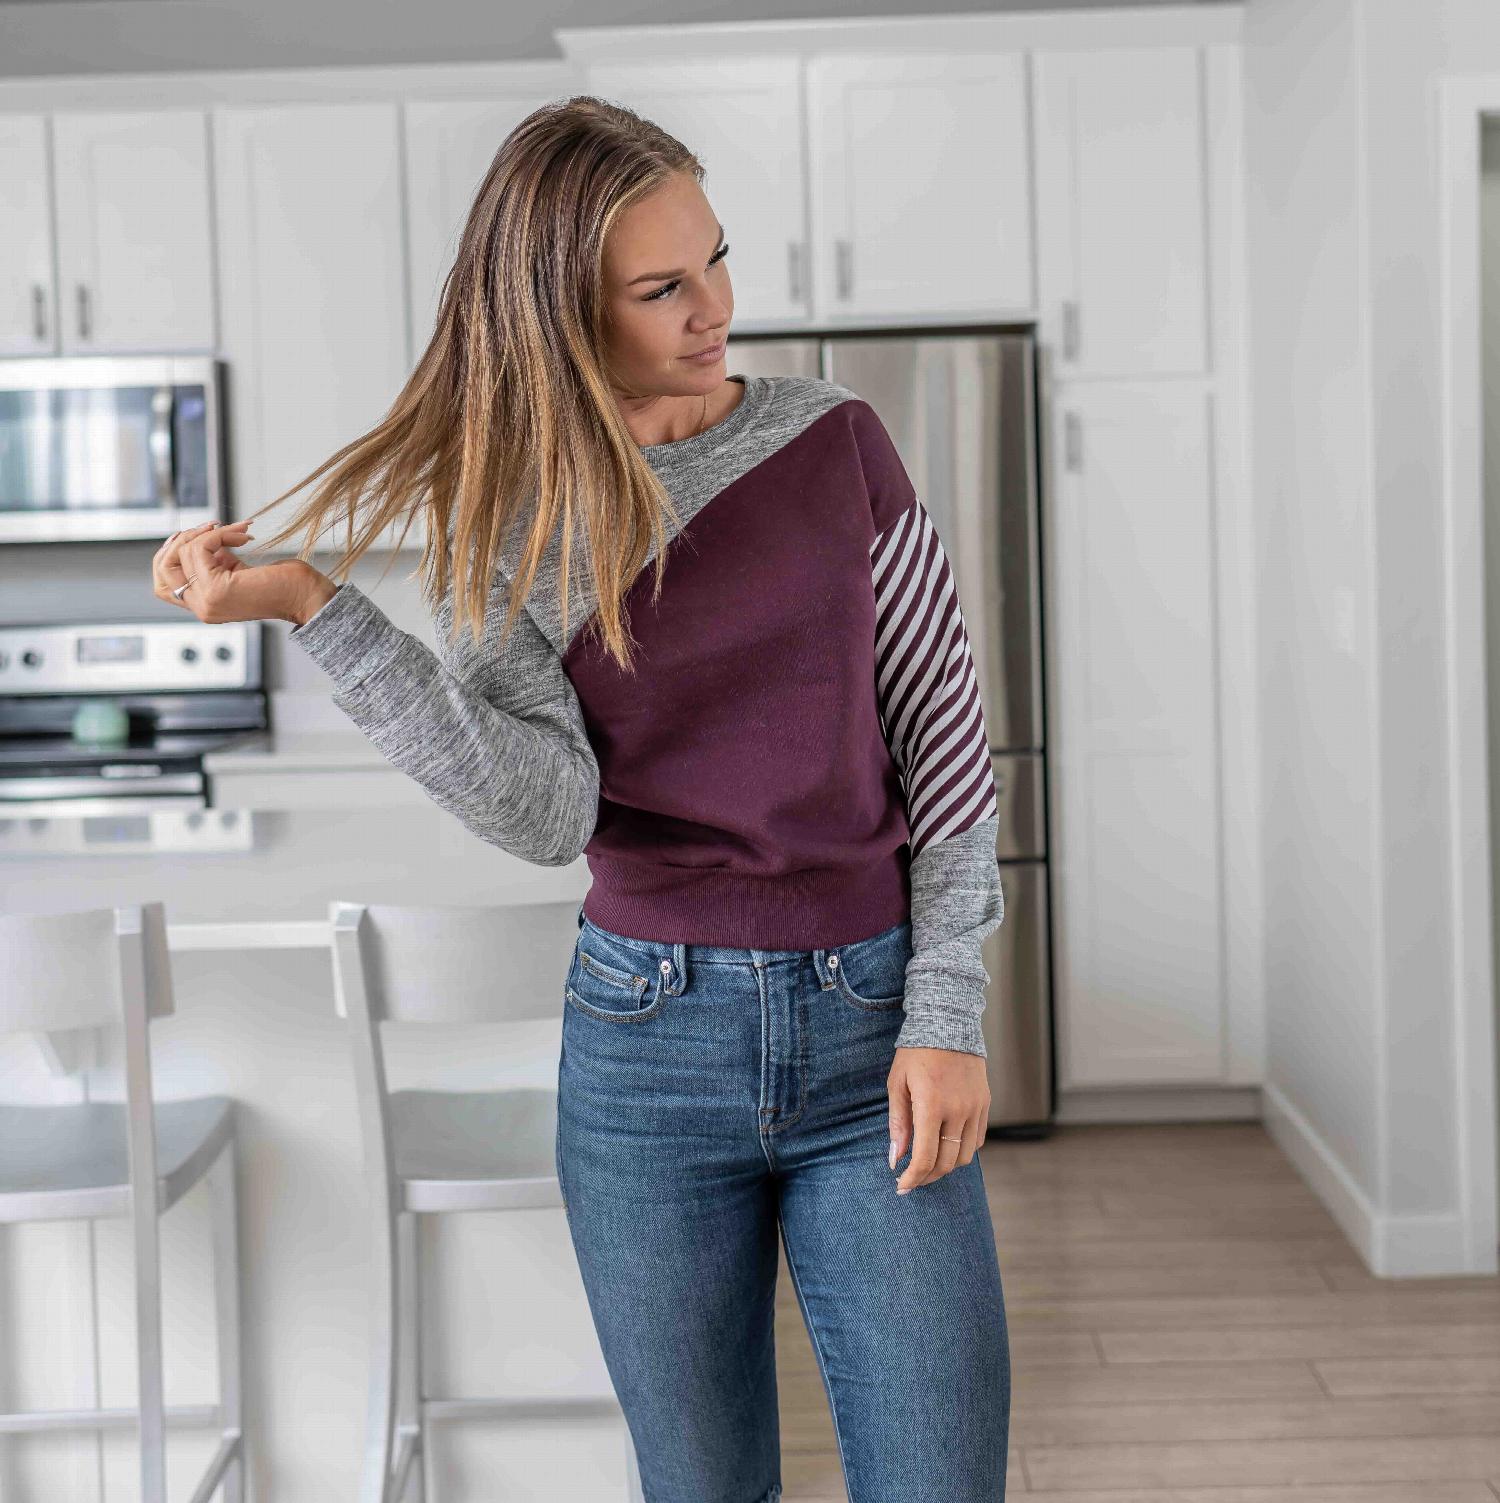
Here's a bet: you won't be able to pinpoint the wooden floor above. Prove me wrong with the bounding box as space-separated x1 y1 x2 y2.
772 1121 1500 1501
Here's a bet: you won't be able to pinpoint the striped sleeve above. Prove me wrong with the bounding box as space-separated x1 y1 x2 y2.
870 492 1005 1059
871 496 999 853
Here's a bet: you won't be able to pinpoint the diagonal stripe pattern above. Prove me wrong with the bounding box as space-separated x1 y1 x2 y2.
871 496 998 857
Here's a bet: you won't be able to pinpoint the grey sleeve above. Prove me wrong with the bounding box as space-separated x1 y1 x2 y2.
871 494 1005 1058
900 818 1004 1057
288 578 599 865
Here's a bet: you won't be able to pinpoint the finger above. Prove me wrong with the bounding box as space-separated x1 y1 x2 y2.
926 1119 965 1184
154 528 207 603
153 522 218 583
896 1099 940 1194
887 1075 913 1175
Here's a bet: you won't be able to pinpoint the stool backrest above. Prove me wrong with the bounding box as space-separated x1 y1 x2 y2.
0 901 174 1038
328 899 579 1027
328 899 581 1217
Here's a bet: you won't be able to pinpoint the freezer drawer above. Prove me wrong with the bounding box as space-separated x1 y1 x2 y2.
982 859 1053 1130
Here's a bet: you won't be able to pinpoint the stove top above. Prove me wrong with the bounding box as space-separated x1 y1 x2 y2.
0 729 269 769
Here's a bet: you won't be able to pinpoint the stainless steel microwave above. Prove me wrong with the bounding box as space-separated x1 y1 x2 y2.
0 355 226 544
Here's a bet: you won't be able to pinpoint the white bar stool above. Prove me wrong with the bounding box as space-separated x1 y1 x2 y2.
329 898 645 1503
0 901 245 1503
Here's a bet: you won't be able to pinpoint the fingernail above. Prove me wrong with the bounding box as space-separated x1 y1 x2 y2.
896 1184 911 1196
888 1139 899 1171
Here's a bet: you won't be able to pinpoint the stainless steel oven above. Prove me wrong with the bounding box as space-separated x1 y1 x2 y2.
0 617 268 856
0 355 226 543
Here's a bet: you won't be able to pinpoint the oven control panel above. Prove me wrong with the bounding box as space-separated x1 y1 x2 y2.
0 620 261 694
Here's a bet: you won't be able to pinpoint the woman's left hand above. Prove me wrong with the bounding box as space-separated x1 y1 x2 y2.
887 1048 990 1193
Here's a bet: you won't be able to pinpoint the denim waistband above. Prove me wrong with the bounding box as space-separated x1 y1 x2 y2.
573 901 909 998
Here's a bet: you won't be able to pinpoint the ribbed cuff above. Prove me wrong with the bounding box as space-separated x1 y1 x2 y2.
894 1004 987 1058
288 581 410 693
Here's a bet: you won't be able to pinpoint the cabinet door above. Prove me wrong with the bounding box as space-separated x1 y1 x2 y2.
52 109 215 353
806 53 1033 324
1034 47 1208 377
583 59 810 328
214 102 415 552
404 95 555 360
0 115 56 355
1046 382 1224 1086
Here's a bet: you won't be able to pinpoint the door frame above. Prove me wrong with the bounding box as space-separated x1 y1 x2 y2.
1438 73 1500 1272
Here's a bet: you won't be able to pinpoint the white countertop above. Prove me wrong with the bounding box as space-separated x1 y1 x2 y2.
204 730 387 772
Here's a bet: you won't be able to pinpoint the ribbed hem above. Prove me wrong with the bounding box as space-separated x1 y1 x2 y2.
581 846 911 950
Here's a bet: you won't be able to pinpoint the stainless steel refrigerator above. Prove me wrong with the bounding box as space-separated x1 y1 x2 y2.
727 328 1053 1135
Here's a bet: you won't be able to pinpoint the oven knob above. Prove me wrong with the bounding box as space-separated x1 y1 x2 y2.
215 645 233 662
181 645 198 663
20 649 41 668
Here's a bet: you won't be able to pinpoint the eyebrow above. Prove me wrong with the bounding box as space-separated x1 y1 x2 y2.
626 222 726 286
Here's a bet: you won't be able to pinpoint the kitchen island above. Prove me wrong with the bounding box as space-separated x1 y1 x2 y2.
0 740 626 1501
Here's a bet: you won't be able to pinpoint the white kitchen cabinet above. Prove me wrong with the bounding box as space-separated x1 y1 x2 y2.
51 109 216 353
805 53 1034 324
404 95 556 359
213 101 416 553
1044 381 1226 1087
580 59 811 328
1033 46 1208 378
0 114 55 355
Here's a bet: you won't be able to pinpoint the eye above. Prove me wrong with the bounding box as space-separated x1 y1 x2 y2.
642 241 730 303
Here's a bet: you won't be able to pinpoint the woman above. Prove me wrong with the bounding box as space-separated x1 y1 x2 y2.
152 95 1010 1502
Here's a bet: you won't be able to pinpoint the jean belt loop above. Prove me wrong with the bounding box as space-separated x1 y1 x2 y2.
670 941 688 995
574 901 585 930
812 947 835 989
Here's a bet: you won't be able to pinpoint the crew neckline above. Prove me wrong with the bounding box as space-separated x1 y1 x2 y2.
639 374 769 467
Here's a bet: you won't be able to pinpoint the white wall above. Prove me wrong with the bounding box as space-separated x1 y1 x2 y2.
1243 0 1500 1272
1241 0 1383 1229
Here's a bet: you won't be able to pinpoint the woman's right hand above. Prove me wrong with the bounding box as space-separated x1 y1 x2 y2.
152 522 338 627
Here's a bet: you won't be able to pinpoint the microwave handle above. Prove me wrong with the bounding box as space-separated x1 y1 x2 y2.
149 385 176 504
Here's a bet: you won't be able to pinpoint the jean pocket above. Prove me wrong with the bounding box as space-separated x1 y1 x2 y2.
829 920 911 1012
564 936 665 1023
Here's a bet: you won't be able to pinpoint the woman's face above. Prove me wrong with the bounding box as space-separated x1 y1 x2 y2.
600 171 733 400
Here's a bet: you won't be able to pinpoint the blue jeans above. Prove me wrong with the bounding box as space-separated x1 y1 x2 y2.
554 906 1011 1503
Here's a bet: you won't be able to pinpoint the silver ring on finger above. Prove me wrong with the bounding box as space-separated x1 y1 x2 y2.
172 575 196 600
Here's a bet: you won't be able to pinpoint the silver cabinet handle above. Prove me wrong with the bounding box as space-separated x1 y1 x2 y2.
1063 411 1083 473
787 241 804 304
835 238 853 301
76 284 92 342
1062 300 1080 362
31 284 47 342
1064 297 1088 362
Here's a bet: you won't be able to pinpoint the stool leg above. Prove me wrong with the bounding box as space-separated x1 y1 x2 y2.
210 1136 245 1501
133 1165 167 1503
396 1211 425 1502
363 1188 399 1503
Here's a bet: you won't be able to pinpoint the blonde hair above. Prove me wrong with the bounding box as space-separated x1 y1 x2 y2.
244 94 705 673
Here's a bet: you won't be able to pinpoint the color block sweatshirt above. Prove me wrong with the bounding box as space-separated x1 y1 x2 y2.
290 373 1004 1056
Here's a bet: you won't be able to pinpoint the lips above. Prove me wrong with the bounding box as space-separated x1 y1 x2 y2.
686 339 725 358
